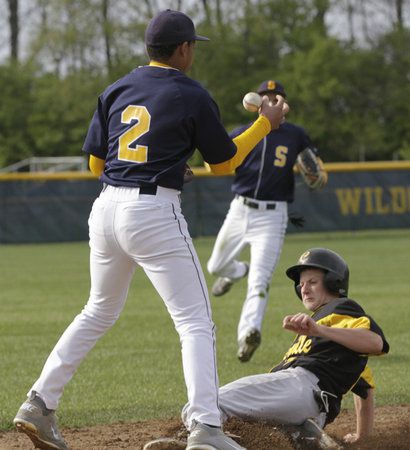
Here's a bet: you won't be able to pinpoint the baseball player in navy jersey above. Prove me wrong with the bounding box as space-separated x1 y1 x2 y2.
13 10 288 450
185 248 389 446
207 80 327 362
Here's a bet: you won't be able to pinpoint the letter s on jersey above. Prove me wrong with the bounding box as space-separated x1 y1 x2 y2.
274 145 288 167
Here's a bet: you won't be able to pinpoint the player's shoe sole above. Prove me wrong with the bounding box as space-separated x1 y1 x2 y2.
143 437 186 449
14 420 64 450
13 392 69 450
186 446 216 450
211 277 234 297
211 263 249 297
237 329 261 362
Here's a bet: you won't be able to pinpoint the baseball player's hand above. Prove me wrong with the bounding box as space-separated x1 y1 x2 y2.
183 164 194 183
343 432 361 444
259 95 286 130
288 214 305 228
283 313 320 336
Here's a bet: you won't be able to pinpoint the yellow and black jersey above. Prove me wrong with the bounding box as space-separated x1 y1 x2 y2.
271 298 389 400
351 365 375 398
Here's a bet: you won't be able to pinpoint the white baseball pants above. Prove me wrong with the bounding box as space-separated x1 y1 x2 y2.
182 366 324 427
207 196 288 342
30 185 221 428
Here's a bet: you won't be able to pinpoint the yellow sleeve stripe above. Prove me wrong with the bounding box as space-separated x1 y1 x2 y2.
89 155 105 176
317 313 371 329
360 365 376 388
208 116 271 175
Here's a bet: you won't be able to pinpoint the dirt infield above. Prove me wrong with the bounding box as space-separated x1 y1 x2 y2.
1 405 408 449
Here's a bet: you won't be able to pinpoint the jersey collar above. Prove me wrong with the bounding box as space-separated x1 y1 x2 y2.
149 60 179 71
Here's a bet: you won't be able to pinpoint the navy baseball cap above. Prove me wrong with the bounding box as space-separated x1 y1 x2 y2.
257 80 287 98
145 9 210 46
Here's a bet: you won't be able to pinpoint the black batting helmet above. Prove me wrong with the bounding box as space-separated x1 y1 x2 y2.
286 248 349 299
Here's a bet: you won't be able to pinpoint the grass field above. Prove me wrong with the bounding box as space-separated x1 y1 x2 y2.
1 229 409 431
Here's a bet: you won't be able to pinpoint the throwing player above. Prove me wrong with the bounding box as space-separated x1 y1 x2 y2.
207 80 327 362
186 248 389 446
13 10 287 450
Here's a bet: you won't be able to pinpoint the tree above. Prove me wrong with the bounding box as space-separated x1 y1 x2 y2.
376 27 410 159
0 0 409 165
101 0 113 74
0 63 33 166
6 0 19 61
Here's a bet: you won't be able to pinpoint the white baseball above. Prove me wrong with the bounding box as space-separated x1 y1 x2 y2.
242 92 262 112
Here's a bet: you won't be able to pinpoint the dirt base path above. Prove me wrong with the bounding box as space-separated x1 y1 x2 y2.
1 405 409 449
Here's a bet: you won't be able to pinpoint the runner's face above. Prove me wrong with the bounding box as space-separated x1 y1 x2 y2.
299 268 331 311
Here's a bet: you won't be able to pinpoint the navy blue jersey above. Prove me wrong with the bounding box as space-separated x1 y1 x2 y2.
230 121 313 202
82 65 236 190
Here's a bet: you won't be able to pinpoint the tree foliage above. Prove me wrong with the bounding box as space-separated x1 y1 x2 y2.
0 0 409 167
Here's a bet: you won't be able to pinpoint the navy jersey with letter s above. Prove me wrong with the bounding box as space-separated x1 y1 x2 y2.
82 65 236 190
230 122 313 202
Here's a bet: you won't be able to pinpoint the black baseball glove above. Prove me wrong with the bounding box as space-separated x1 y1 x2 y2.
288 214 305 228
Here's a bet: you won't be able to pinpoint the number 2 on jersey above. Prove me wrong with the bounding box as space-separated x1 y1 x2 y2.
118 105 151 163
274 145 288 167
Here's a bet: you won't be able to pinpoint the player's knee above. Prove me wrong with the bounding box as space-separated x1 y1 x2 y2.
83 304 119 328
175 317 216 338
207 258 220 275
247 283 269 298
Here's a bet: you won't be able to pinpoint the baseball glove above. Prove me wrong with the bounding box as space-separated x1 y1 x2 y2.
296 148 327 190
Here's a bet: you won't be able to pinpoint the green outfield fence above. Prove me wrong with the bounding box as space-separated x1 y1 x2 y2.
0 161 409 243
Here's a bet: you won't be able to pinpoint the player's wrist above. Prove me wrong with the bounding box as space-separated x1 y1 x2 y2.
255 115 272 133
313 323 327 338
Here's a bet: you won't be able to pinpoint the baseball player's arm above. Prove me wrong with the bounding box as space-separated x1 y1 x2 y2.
89 155 105 176
208 96 284 175
343 389 375 443
208 116 270 174
282 313 384 354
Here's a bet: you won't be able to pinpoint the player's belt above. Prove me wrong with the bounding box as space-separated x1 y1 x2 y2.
139 185 157 195
102 183 158 195
237 195 276 210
